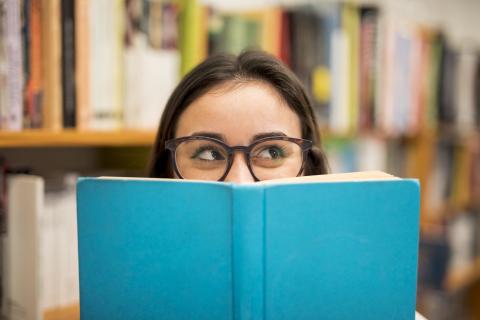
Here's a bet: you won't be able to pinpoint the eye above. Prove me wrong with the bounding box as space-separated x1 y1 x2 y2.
256 146 285 160
192 147 226 161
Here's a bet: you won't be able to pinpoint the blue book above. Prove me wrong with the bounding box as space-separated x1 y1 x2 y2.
77 171 420 320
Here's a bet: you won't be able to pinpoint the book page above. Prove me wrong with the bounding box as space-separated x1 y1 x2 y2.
260 171 399 185
97 171 399 184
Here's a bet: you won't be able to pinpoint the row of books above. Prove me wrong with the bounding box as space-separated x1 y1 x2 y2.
197 3 480 136
2 1 479 135
0 0 179 131
417 207 480 319
0 162 79 319
325 134 480 219
427 139 480 218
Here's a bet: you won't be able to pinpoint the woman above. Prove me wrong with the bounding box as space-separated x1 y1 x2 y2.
149 50 328 182
148 50 426 320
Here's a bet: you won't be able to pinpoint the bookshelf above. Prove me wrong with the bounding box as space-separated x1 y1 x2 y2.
446 257 480 293
1 0 479 319
0 130 156 148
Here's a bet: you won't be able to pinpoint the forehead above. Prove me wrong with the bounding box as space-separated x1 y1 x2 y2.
175 81 302 144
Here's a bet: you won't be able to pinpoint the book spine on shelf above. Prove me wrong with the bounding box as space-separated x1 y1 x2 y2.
61 0 76 128
25 0 44 129
21 0 31 128
455 50 478 135
330 25 350 134
260 8 282 58
342 3 360 134
88 0 124 130
232 185 265 320
358 6 378 131
179 0 207 76
42 177 79 310
75 0 89 130
5 175 43 320
279 10 290 66
41 0 62 131
3 0 24 131
0 0 7 130
123 1 180 130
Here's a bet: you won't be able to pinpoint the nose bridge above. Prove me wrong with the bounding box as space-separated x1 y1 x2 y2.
224 150 254 183
231 145 249 154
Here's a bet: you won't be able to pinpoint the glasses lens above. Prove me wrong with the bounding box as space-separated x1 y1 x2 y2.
175 139 229 181
250 139 304 180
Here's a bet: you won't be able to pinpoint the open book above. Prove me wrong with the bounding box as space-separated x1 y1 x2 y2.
76 171 420 320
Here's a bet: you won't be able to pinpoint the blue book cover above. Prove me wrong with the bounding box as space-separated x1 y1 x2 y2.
77 171 420 320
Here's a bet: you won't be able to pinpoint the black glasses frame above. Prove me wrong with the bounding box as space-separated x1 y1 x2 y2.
165 135 313 182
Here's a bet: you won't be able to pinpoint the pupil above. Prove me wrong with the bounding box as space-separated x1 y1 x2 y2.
211 150 222 160
269 148 279 159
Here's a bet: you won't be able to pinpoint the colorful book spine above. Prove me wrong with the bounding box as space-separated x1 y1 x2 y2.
61 0 76 128
455 50 478 135
88 0 124 130
5 175 44 320
3 0 24 131
0 0 8 129
279 10 291 66
179 0 207 76
260 8 282 58
123 1 180 129
425 32 442 133
25 0 44 129
41 0 62 130
358 7 378 131
330 18 350 133
21 0 31 128
75 0 89 130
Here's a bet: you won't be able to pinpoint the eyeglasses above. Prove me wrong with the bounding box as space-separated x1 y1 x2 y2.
165 135 313 181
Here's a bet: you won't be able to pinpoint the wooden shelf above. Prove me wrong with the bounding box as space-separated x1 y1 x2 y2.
44 304 79 320
0 130 157 148
2 128 477 148
445 257 480 292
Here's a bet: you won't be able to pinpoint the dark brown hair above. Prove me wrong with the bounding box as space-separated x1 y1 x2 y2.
148 50 329 178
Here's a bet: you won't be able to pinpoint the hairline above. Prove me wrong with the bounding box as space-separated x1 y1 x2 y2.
174 78 296 137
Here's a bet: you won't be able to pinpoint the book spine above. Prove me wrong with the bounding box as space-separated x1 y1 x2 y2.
359 7 378 131
75 0 89 130
28 0 44 129
41 0 62 130
22 0 31 128
89 0 124 130
4 0 24 131
6 175 44 320
61 0 76 128
179 0 207 76
0 0 7 129
342 3 360 134
123 1 180 129
232 185 265 320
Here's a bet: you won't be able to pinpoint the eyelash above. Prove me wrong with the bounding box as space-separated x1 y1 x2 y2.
255 145 287 158
191 146 225 160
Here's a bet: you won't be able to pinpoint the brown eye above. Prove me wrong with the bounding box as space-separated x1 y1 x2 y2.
255 146 285 160
192 148 226 161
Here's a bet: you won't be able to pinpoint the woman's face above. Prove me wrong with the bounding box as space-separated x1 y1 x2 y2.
175 81 302 183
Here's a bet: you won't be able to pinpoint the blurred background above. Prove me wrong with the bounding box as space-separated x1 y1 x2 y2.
1 0 479 319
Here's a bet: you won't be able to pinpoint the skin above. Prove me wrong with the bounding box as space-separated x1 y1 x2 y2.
175 80 303 183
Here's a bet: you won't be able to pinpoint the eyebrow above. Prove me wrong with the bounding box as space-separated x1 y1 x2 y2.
190 131 287 143
251 132 287 142
190 132 226 141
